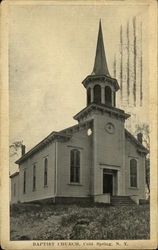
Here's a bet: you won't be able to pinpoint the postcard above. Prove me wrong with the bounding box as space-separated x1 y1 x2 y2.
1 0 157 249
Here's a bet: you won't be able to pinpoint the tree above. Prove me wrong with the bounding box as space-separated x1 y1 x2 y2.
135 123 150 194
9 141 23 157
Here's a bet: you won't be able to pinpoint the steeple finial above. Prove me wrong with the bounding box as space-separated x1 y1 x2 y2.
92 20 110 76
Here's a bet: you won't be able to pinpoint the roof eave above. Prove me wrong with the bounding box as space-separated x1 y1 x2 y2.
125 129 149 153
73 103 130 121
82 75 120 91
15 132 71 165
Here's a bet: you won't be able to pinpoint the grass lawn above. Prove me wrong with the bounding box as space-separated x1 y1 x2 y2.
10 203 150 240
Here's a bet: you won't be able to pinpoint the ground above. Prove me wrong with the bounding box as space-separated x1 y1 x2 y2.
10 203 150 240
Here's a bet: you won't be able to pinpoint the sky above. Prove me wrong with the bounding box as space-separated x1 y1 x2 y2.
9 2 149 172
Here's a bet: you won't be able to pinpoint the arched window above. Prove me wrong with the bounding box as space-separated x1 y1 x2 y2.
23 170 26 194
113 92 116 107
94 85 101 104
70 149 80 183
130 159 137 187
87 88 91 106
33 165 36 191
44 158 48 186
105 86 112 105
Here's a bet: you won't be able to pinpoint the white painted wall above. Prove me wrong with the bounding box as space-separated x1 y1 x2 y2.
17 142 56 203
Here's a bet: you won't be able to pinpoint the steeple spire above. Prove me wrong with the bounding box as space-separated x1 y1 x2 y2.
92 20 110 77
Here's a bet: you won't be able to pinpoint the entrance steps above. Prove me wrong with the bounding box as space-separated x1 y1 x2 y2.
110 196 136 206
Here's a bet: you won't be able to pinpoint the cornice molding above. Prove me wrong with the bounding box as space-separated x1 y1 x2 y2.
82 74 119 91
74 103 130 122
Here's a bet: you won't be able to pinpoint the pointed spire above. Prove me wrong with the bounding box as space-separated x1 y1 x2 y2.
92 20 110 76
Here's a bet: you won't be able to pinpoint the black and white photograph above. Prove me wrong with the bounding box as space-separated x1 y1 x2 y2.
1 0 157 249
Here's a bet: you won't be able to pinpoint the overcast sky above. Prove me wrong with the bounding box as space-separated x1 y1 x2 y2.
9 2 149 171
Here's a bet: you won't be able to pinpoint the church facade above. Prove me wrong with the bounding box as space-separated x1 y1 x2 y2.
10 22 148 205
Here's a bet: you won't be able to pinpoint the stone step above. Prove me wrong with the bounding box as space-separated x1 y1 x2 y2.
111 201 135 203
111 200 134 202
111 200 134 203
111 196 132 199
111 201 134 203
110 196 136 206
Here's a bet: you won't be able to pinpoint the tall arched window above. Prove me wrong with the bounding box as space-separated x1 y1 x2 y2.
33 165 36 191
70 149 80 183
87 88 91 106
113 92 116 107
44 158 48 186
130 159 137 187
23 170 26 194
105 86 112 105
94 85 101 104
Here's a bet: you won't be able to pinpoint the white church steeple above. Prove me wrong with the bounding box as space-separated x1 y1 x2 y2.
82 21 119 107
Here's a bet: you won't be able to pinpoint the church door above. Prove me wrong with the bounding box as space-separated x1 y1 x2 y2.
103 174 113 195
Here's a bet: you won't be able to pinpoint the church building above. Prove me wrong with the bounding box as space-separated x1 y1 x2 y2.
10 21 148 205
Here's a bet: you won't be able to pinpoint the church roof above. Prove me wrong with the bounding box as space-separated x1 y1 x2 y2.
15 132 71 164
91 20 110 76
15 120 93 165
125 129 148 154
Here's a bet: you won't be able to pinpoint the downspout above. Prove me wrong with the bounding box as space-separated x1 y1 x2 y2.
54 140 58 203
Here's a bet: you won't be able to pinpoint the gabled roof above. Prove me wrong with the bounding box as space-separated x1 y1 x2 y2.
92 20 110 76
15 120 93 165
15 132 71 164
125 129 148 154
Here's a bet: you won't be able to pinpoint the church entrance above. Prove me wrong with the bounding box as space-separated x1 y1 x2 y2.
103 173 113 195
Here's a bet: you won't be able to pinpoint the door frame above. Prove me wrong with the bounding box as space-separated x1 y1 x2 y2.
102 168 118 196
103 172 113 195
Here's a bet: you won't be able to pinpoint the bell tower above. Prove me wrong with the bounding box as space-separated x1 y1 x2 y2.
73 21 130 198
74 20 129 124
83 21 119 108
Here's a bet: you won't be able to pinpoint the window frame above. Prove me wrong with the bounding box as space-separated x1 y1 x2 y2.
70 149 81 184
87 87 91 106
44 157 48 187
94 84 101 104
130 159 137 188
32 164 36 191
105 86 112 105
